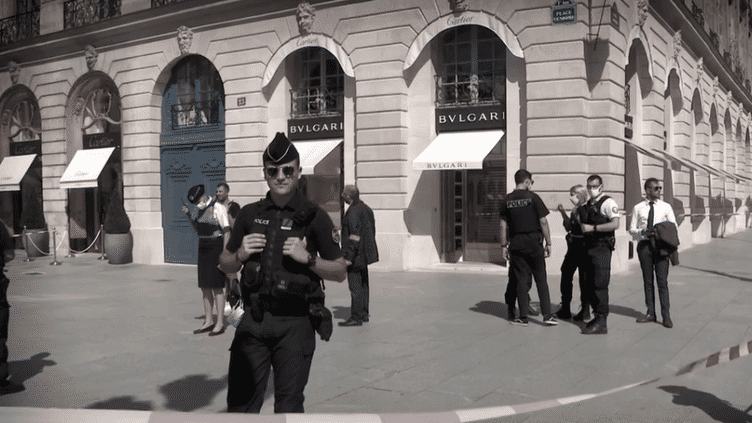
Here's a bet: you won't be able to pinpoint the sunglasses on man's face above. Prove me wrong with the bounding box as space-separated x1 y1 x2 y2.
651 186 662 191
264 166 296 178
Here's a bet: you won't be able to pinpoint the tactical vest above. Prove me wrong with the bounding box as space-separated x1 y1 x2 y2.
582 195 615 248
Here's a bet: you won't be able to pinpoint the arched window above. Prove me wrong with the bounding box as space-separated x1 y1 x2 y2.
291 47 345 117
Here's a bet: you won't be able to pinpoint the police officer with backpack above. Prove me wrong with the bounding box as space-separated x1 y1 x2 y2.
219 133 347 413
579 174 620 335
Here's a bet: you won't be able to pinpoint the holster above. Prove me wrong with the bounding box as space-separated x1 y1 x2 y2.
308 302 332 341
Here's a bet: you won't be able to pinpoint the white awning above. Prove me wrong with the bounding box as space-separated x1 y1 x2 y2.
413 130 504 170
0 154 37 192
59 147 115 189
292 139 343 175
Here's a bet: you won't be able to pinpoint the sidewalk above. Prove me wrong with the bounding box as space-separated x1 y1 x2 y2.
1 230 751 422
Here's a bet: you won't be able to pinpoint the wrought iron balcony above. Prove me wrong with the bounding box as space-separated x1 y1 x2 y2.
170 100 220 130
435 74 506 108
0 8 40 47
289 88 344 118
152 0 189 7
64 0 121 30
691 1 705 27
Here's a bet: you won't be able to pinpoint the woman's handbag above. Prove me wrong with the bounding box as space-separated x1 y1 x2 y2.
227 298 245 328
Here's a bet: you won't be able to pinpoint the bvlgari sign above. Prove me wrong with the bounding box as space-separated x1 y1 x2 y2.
288 116 344 140
436 105 505 133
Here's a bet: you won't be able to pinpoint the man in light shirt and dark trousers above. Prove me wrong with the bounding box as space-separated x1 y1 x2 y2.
629 178 677 328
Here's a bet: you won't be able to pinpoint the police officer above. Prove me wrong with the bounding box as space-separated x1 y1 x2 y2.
500 169 557 326
579 174 620 335
219 132 347 413
0 219 22 395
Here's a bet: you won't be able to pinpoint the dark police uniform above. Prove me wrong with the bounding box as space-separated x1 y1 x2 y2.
225 190 341 413
557 205 588 318
500 189 552 320
0 222 13 385
581 194 618 323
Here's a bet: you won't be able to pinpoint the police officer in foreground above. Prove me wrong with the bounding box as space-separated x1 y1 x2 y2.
219 132 347 413
500 169 557 327
579 174 620 335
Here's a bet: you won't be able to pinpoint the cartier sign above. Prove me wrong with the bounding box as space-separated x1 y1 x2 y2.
10 139 41 156
84 132 121 150
288 116 344 140
436 105 505 133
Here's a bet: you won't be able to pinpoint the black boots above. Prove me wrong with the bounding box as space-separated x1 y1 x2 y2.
582 313 607 335
572 302 591 322
555 304 572 319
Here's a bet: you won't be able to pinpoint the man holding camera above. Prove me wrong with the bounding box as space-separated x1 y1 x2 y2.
219 132 346 413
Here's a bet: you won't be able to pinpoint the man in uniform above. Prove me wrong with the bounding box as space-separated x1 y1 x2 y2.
219 132 347 413
500 169 557 327
0 219 23 395
339 185 379 327
579 174 620 335
629 178 677 328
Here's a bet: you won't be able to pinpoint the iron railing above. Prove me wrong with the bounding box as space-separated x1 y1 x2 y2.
0 8 39 47
435 74 506 108
64 0 121 29
170 100 220 130
289 88 344 118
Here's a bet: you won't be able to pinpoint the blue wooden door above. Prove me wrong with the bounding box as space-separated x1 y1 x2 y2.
160 56 225 264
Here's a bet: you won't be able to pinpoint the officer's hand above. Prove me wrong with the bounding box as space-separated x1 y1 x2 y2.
501 246 509 261
181 205 190 215
557 204 565 213
283 236 310 263
544 244 551 258
241 233 266 256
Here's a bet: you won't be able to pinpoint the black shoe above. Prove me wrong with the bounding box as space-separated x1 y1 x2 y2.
636 313 657 323
0 379 24 395
555 308 572 320
507 305 516 321
362 316 369 323
338 318 363 327
208 325 226 336
572 309 588 321
582 316 607 334
663 314 673 328
511 318 529 327
193 326 213 334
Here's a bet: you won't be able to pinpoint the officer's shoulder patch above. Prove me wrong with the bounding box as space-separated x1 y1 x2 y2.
611 206 618 215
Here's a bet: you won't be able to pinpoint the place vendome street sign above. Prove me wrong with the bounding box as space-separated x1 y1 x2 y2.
552 0 576 25
287 115 344 141
436 105 505 133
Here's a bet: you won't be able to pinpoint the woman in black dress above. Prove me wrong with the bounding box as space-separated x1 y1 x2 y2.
182 185 231 336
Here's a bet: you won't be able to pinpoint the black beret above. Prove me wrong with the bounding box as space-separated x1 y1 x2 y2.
187 184 205 204
263 132 299 164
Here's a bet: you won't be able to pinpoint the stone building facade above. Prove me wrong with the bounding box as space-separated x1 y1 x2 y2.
0 0 750 271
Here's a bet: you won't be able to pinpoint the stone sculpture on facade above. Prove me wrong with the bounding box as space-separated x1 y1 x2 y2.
84 45 98 71
695 57 704 86
670 31 681 64
8 60 20 85
296 2 315 36
450 0 469 13
637 0 649 27
177 26 193 55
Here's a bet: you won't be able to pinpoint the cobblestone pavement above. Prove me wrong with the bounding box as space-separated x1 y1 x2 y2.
1 230 751 422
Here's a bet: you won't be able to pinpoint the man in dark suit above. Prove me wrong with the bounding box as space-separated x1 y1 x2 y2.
339 185 379 326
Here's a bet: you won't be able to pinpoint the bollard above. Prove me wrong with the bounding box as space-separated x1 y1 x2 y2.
22 226 34 262
50 228 61 266
98 224 107 260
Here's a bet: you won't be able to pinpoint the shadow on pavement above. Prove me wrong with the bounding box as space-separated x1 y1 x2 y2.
7 352 56 385
86 395 153 410
158 374 228 412
330 305 351 321
659 385 752 422
609 304 642 319
679 265 752 283
469 300 508 319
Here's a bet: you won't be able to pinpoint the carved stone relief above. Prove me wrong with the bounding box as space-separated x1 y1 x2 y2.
670 31 682 64
84 45 98 71
177 26 193 55
8 60 20 85
637 0 649 27
450 0 469 13
296 2 315 36
695 57 704 86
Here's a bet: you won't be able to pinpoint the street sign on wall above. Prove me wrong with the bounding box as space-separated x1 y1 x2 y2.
552 0 577 25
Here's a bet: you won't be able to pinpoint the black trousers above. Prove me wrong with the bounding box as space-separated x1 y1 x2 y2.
637 240 670 316
583 245 612 316
505 242 551 319
0 276 9 381
347 267 369 322
560 242 587 307
227 313 315 413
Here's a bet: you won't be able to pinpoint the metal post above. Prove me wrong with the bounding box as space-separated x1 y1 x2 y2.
22 226 34 262
50 228 61 266
98 224 107 260
65 227 76 258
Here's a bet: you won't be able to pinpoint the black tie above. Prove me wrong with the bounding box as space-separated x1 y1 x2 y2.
647 201 654 231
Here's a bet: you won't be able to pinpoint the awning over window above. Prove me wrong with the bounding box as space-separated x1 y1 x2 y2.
59 147 115 189
292 139 343 175
413 130 504 170
684 158 725 178
0 154 37 192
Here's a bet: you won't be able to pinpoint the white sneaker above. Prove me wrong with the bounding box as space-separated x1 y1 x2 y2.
544 315 559 326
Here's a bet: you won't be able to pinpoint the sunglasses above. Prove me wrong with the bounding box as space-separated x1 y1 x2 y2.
264 166 296 178
651 186 662 191
586 184 601 189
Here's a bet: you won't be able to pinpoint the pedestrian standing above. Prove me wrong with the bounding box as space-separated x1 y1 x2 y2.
629 178 677 328
555 184 590 321
182 185 231 336
219 132 346 413
0 219 23 395
339 185 379 327
500 169 557 327
579 174 620 335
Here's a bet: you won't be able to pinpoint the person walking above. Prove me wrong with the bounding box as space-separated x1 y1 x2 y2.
555 184 590 321
579 174 620 335
629 178 677 328
219 132 347 413
339 185 379 327
182 185 231 336
0 219 23 395
500 169 557 327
